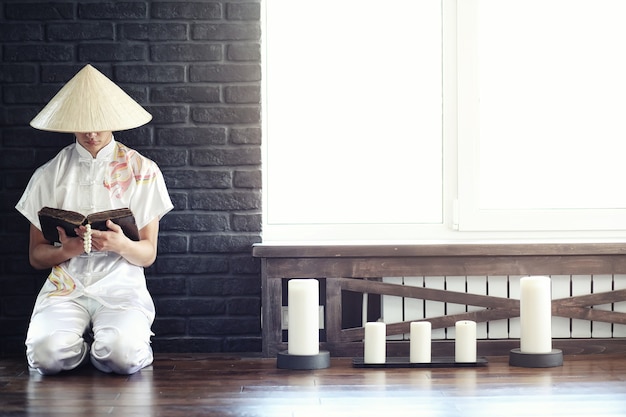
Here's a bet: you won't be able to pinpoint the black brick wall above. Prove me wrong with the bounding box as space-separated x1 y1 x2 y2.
0 0 262 357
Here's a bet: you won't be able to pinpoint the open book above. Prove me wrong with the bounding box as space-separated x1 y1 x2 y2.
38 207 140 243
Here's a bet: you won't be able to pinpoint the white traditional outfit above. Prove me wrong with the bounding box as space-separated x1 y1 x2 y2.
15 65 173 375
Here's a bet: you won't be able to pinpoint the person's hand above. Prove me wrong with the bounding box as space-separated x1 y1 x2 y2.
88 220 129 253
71 218 159 267
57 226 85 258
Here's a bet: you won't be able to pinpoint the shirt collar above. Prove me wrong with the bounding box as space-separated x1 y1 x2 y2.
75 136 116 160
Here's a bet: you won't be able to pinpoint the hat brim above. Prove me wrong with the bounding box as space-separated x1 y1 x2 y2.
30 64 152 133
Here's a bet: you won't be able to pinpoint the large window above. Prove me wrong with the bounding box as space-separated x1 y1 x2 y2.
458 0 626 233
263 0 626 242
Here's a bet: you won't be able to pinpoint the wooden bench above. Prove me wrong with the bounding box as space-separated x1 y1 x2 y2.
253 242 626 358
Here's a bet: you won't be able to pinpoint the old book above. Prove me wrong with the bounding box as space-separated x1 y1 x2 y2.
38 207 140 243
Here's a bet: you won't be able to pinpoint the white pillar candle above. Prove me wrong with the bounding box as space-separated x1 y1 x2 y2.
287 279 319 356
364 322 386 364
409 321 431 363
455 320 477 363
520 276 552 354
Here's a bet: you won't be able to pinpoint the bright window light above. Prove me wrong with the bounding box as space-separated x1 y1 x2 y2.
478 0 626 211
264 0 443 233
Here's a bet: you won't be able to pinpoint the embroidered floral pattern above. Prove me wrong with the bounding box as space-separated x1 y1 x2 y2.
48 266 76 297
104 143 157 199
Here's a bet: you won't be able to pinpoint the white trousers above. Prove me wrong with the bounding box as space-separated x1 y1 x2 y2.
25 297 154 375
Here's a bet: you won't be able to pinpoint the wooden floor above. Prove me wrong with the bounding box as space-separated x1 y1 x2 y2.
1 353 626 417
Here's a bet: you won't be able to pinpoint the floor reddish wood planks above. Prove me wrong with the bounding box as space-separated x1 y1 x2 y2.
1 353 625 416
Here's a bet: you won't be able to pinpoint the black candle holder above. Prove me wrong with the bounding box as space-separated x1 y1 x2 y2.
352 356 488 368
276 350 330 370
509 348 563 368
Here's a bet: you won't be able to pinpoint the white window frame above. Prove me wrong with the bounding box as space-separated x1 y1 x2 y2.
262 0 626 243
457 0 626 237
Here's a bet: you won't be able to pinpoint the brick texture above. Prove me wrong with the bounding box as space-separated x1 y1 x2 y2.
0 0 262 357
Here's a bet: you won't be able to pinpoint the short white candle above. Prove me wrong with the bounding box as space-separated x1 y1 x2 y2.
520 276 552 354
287 279 319 356
410 321 431 363
455 320 477 363
364 322 386 364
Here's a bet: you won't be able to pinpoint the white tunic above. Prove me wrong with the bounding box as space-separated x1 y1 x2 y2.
15 138 173 321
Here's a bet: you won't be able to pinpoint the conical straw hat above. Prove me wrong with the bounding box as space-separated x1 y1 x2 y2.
30 64 152 133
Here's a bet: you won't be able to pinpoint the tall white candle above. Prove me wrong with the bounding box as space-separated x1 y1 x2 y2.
364 322 386 364
410 321 431 363
287 279 319 356
520 276 552 354
455 320 477 362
